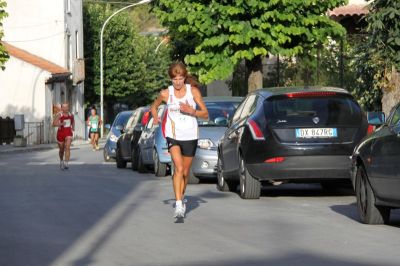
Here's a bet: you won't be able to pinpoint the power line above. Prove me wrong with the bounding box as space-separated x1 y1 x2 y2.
6 20 63 30
3 32 65 43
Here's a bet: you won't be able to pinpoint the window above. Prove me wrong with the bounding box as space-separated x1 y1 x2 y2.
75 31 79 58
67 34 72 70
264 95 362 126
389 105 400 127
231 99 247 124
66 0 71 14
146 118 154 130
240 95 257 119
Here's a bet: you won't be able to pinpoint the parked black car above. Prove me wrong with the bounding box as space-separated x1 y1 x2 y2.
351 104 400 224
115 106 150 169
217 87 369 199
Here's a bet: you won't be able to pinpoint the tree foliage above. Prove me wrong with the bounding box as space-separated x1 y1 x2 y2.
153 0 347 90
0 0 9 70
367 0 400 71
83 3 172 108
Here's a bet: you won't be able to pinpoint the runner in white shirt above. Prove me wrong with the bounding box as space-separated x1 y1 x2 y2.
151 62 209 219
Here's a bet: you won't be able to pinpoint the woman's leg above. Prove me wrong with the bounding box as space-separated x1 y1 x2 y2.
94 133 99 148
181 156 194 197
64 137 72 162
170 145 185 201
58 142 65 161
90 132 95 149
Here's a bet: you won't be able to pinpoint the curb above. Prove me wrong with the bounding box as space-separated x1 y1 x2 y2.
0 139 106 155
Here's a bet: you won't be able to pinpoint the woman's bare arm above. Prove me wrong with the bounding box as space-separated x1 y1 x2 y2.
151 89 168 125
52 113 62 127
179 87 208 120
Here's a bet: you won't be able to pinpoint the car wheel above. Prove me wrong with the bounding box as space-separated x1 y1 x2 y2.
137 149 147 173
103 148 111 162
239 154 261 199
355 165 390 224
131 146 138 171
153 149 167 177
188 169 200 184
116 147 127 169
217 155 237 192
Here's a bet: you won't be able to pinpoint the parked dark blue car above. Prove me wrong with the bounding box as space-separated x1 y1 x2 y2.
103 110 133 162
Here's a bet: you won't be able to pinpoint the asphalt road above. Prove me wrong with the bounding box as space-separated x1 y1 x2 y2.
0 144 399 266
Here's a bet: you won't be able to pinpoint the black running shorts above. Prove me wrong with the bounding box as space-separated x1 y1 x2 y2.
166 137 198 157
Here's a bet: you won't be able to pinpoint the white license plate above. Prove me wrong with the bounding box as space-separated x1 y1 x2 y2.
295 128 337 138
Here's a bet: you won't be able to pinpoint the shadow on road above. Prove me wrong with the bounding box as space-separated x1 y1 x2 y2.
330 203 400 227
0 162 147 266
261 183 354 198
170 252 399 266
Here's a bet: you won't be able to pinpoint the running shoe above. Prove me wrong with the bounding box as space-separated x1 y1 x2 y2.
64 161 69 170
173 203 184 218
182 198 187 217
60 160 64 170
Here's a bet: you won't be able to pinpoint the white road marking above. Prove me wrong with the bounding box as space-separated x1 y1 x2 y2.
26 162 86 165
0 162 8 166
27 162 48 165
101 162 114 165
68 162 85 165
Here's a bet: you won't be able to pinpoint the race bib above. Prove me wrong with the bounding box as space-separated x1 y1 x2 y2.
64 119 71 128
91 122 98 129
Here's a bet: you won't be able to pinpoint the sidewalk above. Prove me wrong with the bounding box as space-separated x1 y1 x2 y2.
0 139 105 155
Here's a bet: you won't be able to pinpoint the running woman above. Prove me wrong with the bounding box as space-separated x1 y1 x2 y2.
151 62 208 218
87 107 101 151
53 103 75 170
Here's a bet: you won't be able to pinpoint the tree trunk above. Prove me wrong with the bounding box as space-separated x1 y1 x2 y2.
246 56 263 93
381 66 400 116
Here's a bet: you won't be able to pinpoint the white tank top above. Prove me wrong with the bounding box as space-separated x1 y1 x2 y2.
164 84 198 141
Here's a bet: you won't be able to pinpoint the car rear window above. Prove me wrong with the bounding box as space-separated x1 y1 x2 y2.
198 101 241 126
113 112 131 127
264 95 361 126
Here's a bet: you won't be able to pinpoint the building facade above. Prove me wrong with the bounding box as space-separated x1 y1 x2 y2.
0 0 85 143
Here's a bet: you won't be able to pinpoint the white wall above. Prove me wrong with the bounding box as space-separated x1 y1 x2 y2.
0 56 49 121
3 0 65 67
65 0 85 139
207 80 232 96
2 0 86 140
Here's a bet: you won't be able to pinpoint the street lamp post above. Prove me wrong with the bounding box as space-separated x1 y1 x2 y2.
155 36 169 53
100 0 152 136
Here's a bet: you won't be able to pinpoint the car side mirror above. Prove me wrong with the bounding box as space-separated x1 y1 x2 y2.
214 116 229 127
115 125 124 133
367 112 385 126
105 124 111 130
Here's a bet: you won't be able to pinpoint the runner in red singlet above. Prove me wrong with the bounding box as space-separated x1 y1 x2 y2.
53 103 74 170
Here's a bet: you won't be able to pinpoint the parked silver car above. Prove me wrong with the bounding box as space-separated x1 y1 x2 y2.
189 97 243 183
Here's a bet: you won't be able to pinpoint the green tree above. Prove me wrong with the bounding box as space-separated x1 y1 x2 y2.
0 0 9 70
153 0 347 93
83 4 172 112
365 0 400 114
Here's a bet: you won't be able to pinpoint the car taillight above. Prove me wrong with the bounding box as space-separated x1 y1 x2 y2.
367 125 375 135
286 91 337 98
247 119 265 140
265 157 285 163
141 111 150 126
